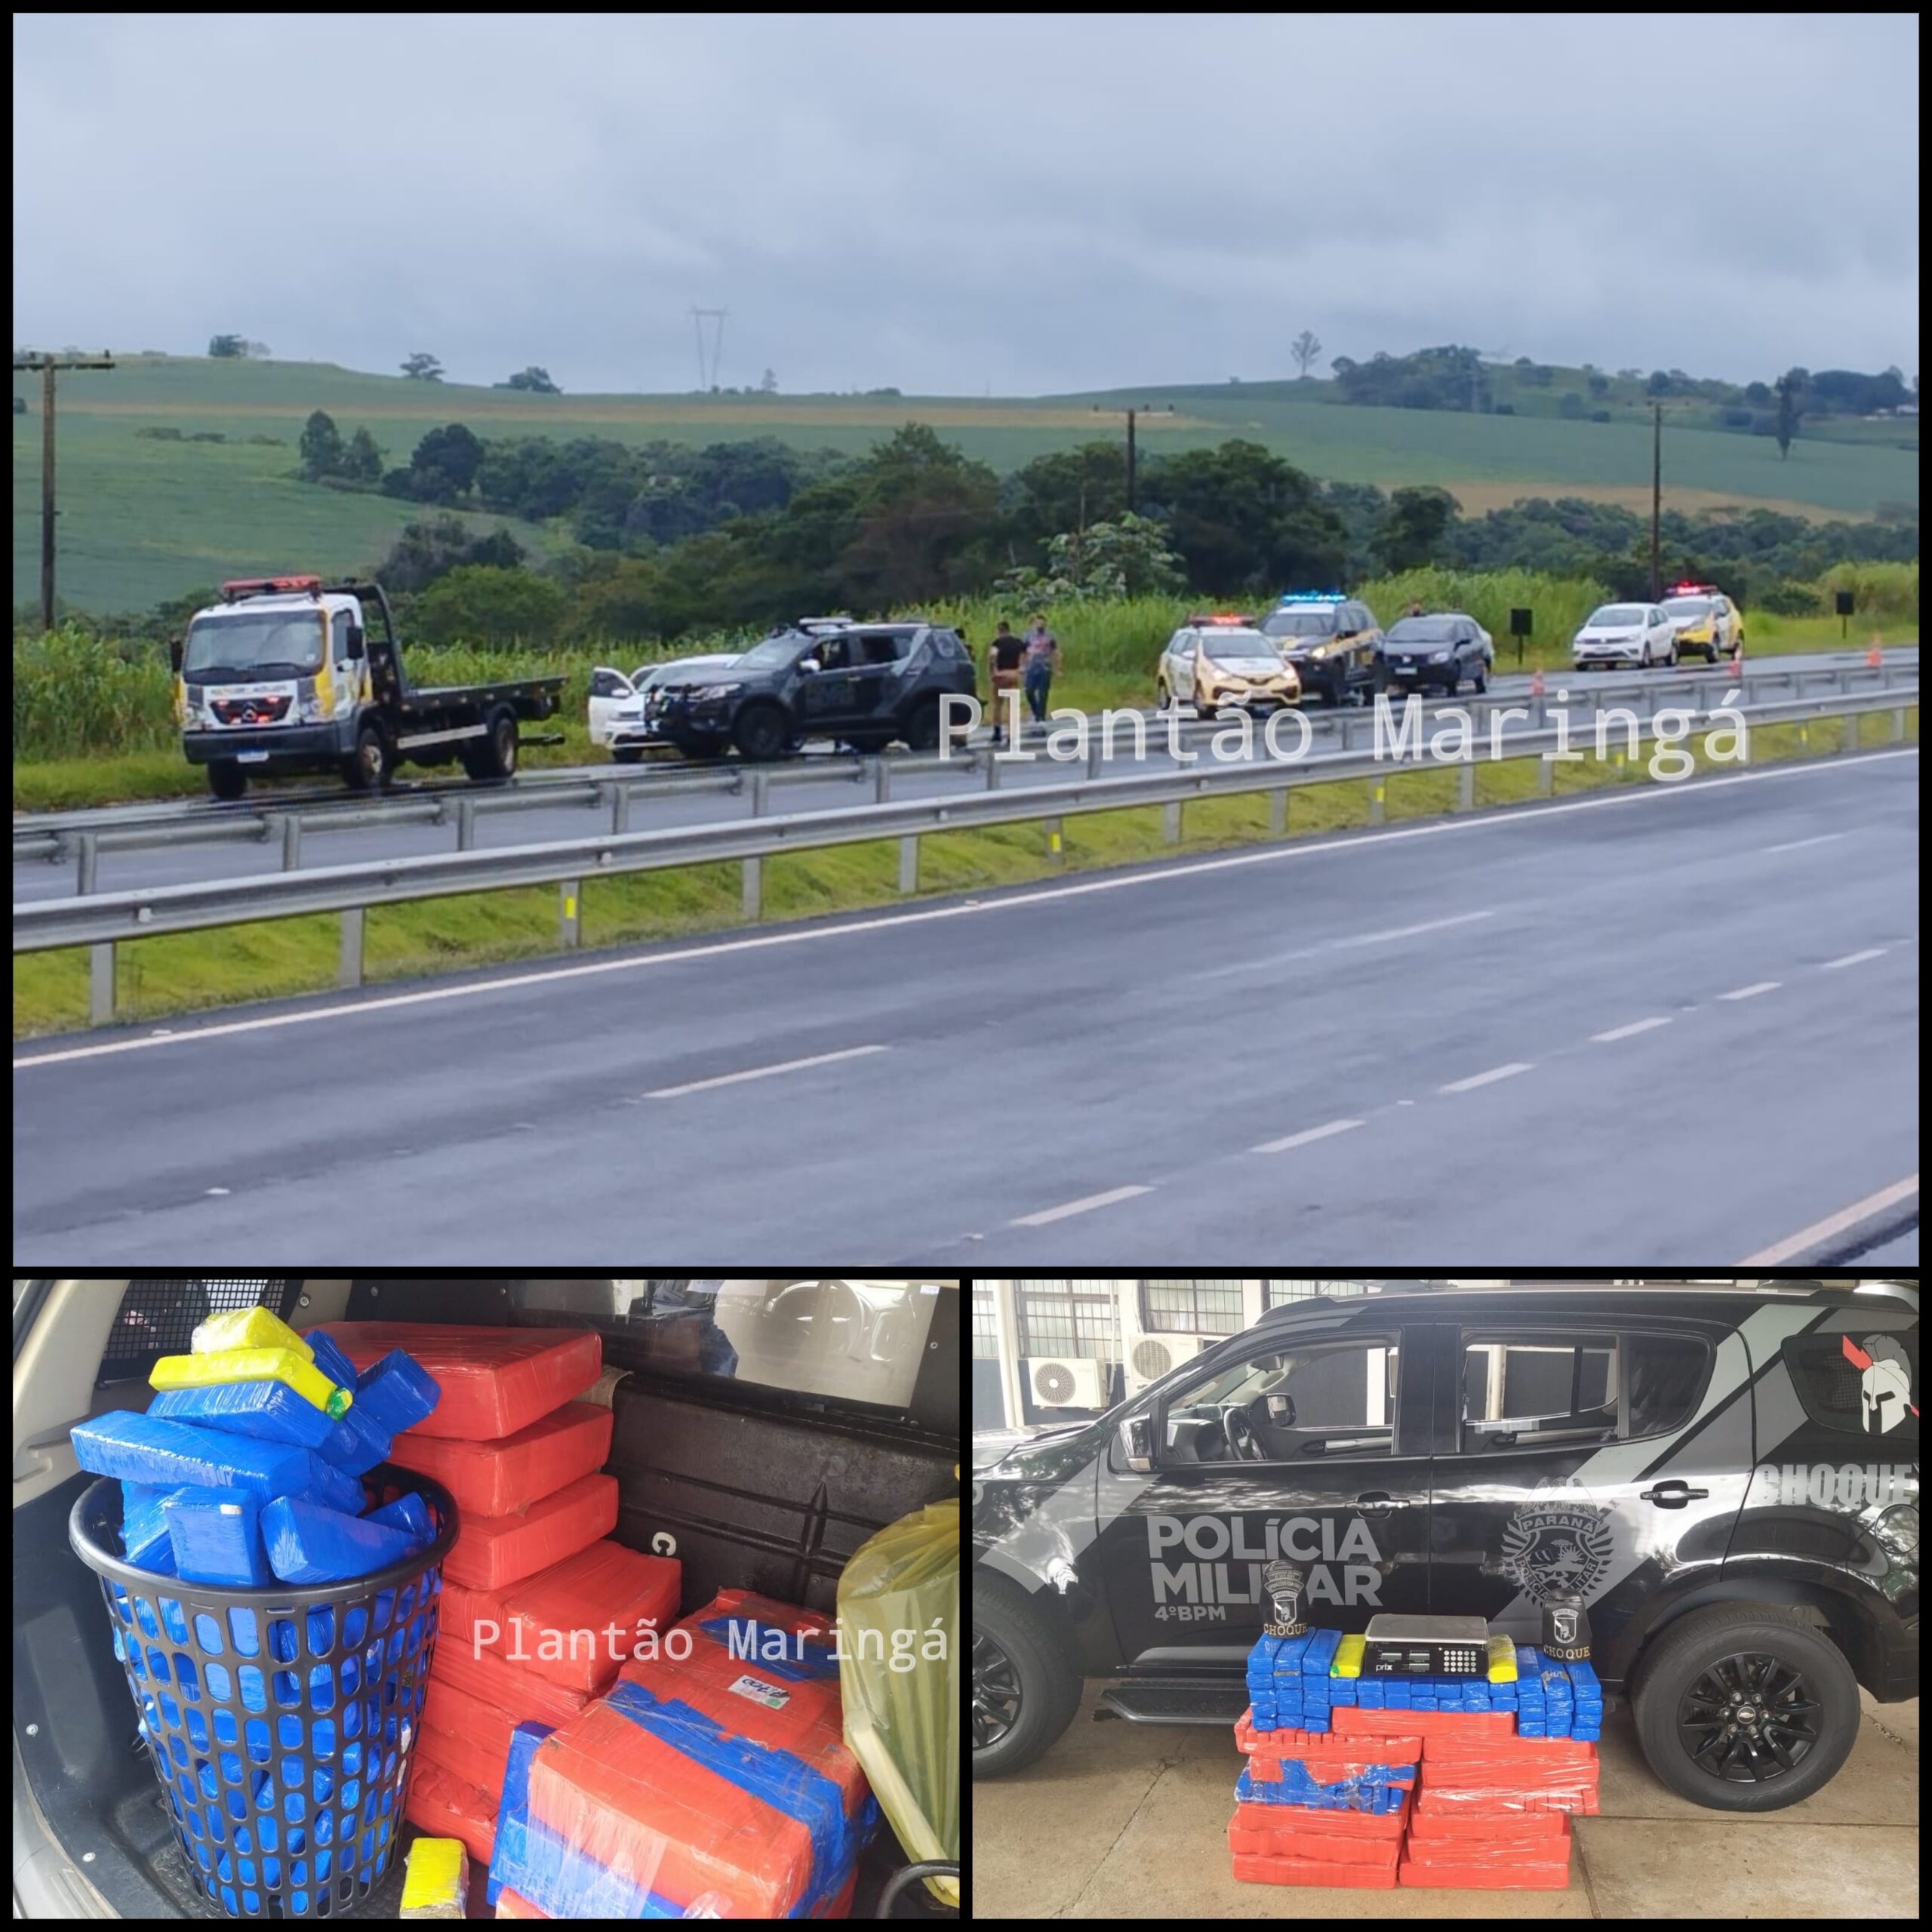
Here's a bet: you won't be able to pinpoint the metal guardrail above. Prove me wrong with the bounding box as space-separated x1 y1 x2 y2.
14 657 1919 881
15 686 1916 1028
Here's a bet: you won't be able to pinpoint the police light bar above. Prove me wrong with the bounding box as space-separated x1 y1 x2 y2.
220 575 322 601
1278 590 1346 604
1189 611 1254 626
1668 582 1718 597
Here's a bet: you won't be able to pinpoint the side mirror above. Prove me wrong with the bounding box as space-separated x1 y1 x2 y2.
1265 1392 1297 1426
168 638 183 673
1118 1415 1152 1473
346 625 366 660
799 657 820 674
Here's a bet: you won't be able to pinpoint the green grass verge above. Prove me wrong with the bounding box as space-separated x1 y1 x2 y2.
14 709 1914 1039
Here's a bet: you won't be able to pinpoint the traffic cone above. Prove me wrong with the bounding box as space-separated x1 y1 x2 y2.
1867 635 1883 668
1530 668 1545 698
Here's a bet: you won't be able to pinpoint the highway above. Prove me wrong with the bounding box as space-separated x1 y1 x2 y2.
14 745 1918 1265
13 648 1912 902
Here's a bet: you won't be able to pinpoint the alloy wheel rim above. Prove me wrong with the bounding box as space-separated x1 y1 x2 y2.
1677 1651 1821 1782
973 1632 1023 1750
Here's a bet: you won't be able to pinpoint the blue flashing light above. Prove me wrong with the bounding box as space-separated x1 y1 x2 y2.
1278 590 1346 604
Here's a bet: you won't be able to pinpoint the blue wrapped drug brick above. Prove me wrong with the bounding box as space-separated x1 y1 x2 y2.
261 1494 422 1583
303 1327 360 1394
147 1377 339 1450
1567 1658 1604 1741
353 1349 441 1438
164 1487 272 1586
74 1411 363 1511
317 1397 395 1475
1233 1758 1416 1814
365 1491 434 1548
121 1481 180 1573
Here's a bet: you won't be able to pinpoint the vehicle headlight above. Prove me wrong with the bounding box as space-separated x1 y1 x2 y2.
297 693 328 723
1875 1503 1918 1558
685 682 742 700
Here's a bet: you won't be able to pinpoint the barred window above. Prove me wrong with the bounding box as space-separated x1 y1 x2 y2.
1264 1279 1371 1308
1141 1278 1244 1336
972 1287 998 1358
1017 1281 1118 1360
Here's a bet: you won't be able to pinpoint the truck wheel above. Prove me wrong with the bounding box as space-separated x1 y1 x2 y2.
612 747 645 765
733 703 789 761
900 700 942 752
343 721 392 792
207 760 248 801
1632 1603 1861 1812
462 707 518 781
972 1571 1083 1780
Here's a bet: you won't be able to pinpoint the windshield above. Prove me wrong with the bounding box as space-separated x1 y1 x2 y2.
733 634 808 672
509 1278 948 1413
1201 630 1275 662
182 610 325 680
1263 608 1340 638
1386 618 1460 643
1662 598 1713 619
1587 605 1648 628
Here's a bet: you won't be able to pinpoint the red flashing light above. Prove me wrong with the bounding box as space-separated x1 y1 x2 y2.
220 574 322 601
1668 582 1717 596
1189 611 1254 626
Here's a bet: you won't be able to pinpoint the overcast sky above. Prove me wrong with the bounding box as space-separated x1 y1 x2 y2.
12 14 1920 396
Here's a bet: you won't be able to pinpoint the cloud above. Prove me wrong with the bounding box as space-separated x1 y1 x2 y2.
12 13 1918 393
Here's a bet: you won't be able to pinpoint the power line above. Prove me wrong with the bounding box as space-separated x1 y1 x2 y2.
14 350 115 631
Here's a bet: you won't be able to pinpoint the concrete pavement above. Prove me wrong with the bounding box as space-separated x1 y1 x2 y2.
975 1684 1919 1918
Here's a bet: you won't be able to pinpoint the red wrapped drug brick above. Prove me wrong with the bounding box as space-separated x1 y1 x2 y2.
1332 1706 1515 1742
443 1473 617 1592
405 1756 500 1866
1235 1708 1421 1765
318 1322 602 1440
491 1540 681 1694
1229 1798 1409 1843
419 1675 525 1802
1232 1850 1400 1889
1408 1807 1571 1842
388 1399 613 1515
430 1630 594 1730
1229 1813 1404 1863
493 1887 549 1918
1398 1855 1573 1889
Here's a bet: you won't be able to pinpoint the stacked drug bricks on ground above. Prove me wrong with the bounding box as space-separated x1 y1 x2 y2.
1233 1632 1602 1890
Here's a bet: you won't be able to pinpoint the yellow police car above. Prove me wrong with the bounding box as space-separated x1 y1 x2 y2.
1660 583 1745 663
1156 614 1302 717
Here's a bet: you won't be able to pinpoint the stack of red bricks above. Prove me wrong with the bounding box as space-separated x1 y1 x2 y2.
1398 1733 1599 1889
1227 1713 1420 1890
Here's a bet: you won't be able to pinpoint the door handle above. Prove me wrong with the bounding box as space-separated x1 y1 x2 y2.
1639 1478 1709 1508
1354 1491 1395 1515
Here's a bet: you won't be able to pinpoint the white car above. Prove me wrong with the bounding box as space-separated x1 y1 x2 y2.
588 654 740 761
1156 616 1301 717
1571 603 1678 672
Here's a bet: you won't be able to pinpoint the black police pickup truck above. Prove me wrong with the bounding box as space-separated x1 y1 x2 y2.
973 1281 1918 1810
648 618 977 761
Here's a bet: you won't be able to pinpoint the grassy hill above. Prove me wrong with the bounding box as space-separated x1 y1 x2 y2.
14 353 1918 616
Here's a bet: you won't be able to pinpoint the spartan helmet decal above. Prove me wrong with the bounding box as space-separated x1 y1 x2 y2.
1844 1334 1916 1435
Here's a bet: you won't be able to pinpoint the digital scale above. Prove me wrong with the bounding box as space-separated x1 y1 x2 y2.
1362 1614 1492 1677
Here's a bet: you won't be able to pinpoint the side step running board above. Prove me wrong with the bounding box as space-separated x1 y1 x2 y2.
1099 1679 1249 1726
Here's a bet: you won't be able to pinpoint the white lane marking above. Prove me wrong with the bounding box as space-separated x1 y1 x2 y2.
1011 1185 1154 1227
1201 909 1497 979
1592 1017 1672 1042
1251 1118 1366 1155
1717 981 1780 1001
1820 946 1889 971
1439 1062 1534 1094
1742 1174 1920 1265
1763 832 1847 854
16 749 1918 1072
645 1044 886 1098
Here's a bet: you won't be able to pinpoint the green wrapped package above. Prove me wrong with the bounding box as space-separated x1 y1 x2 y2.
835 1498 958 1907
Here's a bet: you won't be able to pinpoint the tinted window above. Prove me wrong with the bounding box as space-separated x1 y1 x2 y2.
1263 608 1340 638
589 669 628 698
1386 619 1460 644
1460 1331 1618 1450
1781 1331 1918 1441
1625 1331 1710 1436
1162 1337 1399 1463
1201 630 1275 662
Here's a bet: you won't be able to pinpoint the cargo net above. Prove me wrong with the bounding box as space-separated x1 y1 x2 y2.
100 1280 300 1386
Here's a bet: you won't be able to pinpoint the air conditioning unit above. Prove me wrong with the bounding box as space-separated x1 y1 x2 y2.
1026 1357 1107 1409
1123 1333 1210 1396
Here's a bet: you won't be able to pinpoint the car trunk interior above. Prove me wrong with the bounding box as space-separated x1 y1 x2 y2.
13 1278 959 1919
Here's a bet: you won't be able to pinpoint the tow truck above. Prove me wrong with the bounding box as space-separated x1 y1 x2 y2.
169 575 566 798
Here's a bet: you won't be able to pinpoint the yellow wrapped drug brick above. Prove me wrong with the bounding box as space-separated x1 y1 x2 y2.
400 1836 469 1918
1486 1633 1519 1683
150 1347 350 1417
1331 1632 1366 1678
191 1306 314 1361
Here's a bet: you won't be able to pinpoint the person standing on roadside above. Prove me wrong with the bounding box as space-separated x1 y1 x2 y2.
987 620 1026 746
1021 611 1059 725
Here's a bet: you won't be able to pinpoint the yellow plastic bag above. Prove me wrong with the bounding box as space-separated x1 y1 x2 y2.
836 1498 958 1907
192 1306 314 1360
150 1347 350 1417
400 1835 469 1918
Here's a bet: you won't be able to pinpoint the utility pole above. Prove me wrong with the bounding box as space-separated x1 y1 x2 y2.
1651 401 1663 601
1091 402 1173 512
14 350 115 631
688 308 728 391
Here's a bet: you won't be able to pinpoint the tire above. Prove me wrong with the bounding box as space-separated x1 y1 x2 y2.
461 706 518 782
343 721 392 792
612 746 645 764
973 1572 1083 1780
1632 1603 1861 1812
1705 643 1719 665
900 700 941 753
1156 683 1172 712
207 759 247 801
1472 659 1488 694
1443 666 1460 698
1196 699 1219 721
733 703 790 762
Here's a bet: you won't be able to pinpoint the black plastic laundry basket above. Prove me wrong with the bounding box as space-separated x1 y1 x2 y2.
69 1466 458 1920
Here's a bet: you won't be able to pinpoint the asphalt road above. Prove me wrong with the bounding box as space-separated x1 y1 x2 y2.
15 746 1918 1264
13 648 1911 902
